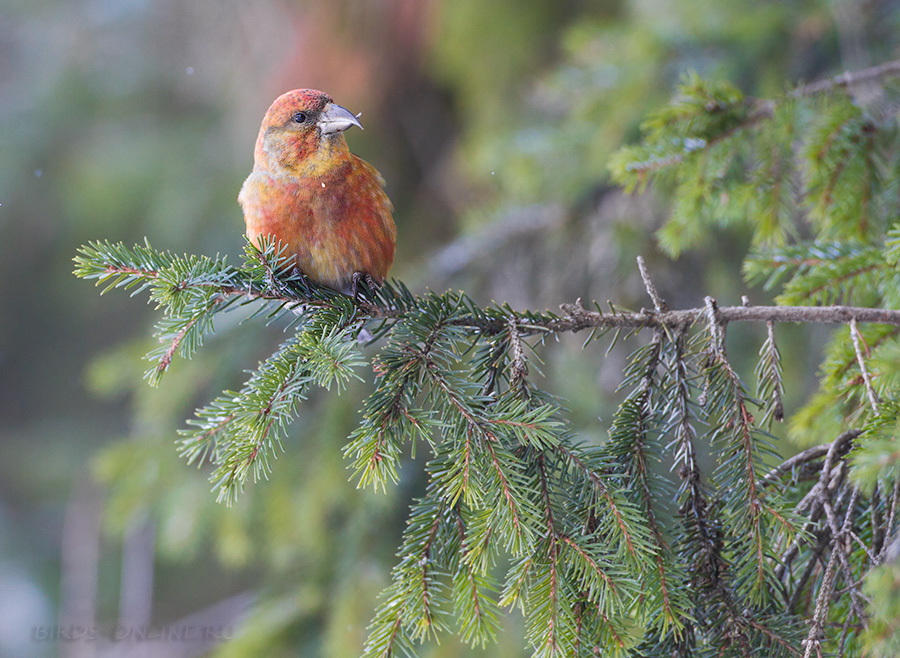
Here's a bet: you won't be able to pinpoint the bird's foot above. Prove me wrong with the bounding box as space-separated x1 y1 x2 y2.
350 271 379 300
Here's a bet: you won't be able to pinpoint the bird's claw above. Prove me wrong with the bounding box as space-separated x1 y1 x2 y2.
350 271 379 300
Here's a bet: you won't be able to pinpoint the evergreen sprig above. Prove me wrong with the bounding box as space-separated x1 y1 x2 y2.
610 62 900 259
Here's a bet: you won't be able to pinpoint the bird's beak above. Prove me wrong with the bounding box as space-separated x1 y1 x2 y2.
318 102 363 135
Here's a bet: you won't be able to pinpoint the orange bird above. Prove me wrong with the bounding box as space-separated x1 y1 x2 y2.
239 89 395 295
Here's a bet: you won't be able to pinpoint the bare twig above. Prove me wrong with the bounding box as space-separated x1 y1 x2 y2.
850 318 880 413
877 477 900 564
802 487 861 658
802 544 838 658
704 297 724 355
551 302 900 334
546 300 900 347
848 530 878 563
778 430 860 590
790 59 900 98
797 433 857 514
765 430 860 489
637 256 667 312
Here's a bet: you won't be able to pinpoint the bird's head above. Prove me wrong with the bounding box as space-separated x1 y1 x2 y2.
253 89 363 176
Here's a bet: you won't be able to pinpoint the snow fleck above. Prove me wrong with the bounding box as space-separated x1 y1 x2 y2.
683 137 707 152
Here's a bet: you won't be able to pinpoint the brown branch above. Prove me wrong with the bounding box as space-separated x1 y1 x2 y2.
762 431 861 486
877 477 900 564
802 487 861 658
850 318 880 413
637 256 667 312
553 301 900 335
790 59 900 98
225 283 900 336
97 261 900 336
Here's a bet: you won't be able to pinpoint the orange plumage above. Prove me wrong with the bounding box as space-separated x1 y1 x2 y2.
239 89 395 294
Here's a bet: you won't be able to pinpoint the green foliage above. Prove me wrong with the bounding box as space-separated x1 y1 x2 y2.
609 74 761 254
609 59 900 657
75 232 839 657
73 54 900 658
610 69 899 260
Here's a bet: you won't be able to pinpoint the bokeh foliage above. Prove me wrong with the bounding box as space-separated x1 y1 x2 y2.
76 51 900 652
6 0 900 657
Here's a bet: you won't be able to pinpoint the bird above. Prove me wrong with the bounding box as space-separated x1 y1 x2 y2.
239 89 396 296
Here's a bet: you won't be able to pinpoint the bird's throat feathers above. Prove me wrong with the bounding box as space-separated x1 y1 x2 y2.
255 127 351 179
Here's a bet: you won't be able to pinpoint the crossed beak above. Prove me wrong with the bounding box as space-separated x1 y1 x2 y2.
318 102 363 135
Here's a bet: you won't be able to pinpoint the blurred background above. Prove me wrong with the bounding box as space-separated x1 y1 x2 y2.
2 0 898 656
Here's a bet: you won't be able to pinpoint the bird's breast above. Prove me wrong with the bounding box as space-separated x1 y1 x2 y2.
238 157 395 291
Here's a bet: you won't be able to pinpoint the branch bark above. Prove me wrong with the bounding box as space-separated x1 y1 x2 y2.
790 59 900 98
548 300 900 336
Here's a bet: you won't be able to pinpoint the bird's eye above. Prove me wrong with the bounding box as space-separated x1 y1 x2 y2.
291 112 308 124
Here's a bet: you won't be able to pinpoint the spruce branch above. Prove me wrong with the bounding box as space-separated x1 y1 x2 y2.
552 444 650 565
73 215 900 654
789 59 900 98
450 509 502 647
634 335 683 629
610 59 900 180
76 241 900 345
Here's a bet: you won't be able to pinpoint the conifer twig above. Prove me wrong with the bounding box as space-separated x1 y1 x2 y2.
74 245 900 334
761 430 861 486
801 487 861 658
704 297 724 355
614 59 900 176
849 318 879 413
636 256 666 312
878 478 900 564
790 59 900 98
765 321 784 421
